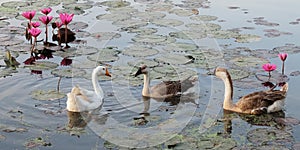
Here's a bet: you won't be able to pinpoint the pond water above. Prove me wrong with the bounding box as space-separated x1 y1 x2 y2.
0 0 300 149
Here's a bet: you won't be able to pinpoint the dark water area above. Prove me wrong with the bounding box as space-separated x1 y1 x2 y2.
0 0 300 149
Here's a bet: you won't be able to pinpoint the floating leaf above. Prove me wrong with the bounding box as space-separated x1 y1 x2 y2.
154 54 191 65
132 34 176 45
51 68 86 78
0 68 18 78
145 3 174 12
152 18 184 27
190 15 218 22
96 13 131 22
1 1 28 9
134 11 166 21
211 30 240 39
71 58 101 69
91 32 121 40
24 137 52 149
122 45 158 57
169 8 195 17
0 6 18 18
112 19 148 28
99 0 130 8
163 42 198 52
87 47 120 62
124 27 157 35
228 69 250 80
127 59 158 67
169 30 206 40
28 61 59 70
186 23 221 32
31 90 65 101
230 56 268 68
235 34 261 43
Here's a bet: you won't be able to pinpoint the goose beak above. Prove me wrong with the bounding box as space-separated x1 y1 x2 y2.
134 67 142 77
105 68 112 77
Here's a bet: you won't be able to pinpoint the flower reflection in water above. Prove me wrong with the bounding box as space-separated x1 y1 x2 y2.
60 58 72 66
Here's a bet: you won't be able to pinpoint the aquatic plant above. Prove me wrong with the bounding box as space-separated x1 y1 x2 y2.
278 53 288 74
41 7 52 15
262 63 276 78
22 10 36 44
28 28 41 56
31 21 40 28
39 15 53 44
59 13 74 48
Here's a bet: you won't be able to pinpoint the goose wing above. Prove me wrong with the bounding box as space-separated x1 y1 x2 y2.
151 81 181 96
236 90 286 111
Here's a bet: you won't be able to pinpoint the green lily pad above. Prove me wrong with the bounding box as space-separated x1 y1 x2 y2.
154 54 191 65
127 59 159 68
5 43 31 52
0 20 9 28
96 13 131 22
235 34 261 43
169 30 207 40
99 0 131 8
31 90 65 101
152 18 184 27
163 42 198 52
122 45 158 57
0 68 18 78
51 68 86 78
247 128 293 147
134 11 166 21
125 27 157 34
1 1 28 9
132 34 176 45
211 30 240 39
145 3 174 12
229 56 269 68
190 15 218 22
112 19 148 28
91 32 121 40
24 137 51 149
186 49 223 69
0 6 18 19
87 47 120 62
107 6 138 14
28 61 59 70
62 2 93 12
68 21 89 30
71 58 101 69
186 23 222 32
0 37 23 46
169 8 195 17
228 69 250 80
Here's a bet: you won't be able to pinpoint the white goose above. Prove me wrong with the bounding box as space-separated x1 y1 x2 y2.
66 66 111 112
134 65 197 99
215 67 288 115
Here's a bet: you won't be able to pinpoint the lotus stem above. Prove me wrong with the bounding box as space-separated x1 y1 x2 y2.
282 61 285 75
57 76 62 92
45 24 48 44
65 25 68 48
31 37 37 56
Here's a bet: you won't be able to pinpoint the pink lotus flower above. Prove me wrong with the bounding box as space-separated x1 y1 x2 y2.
55 21 63 28
262 63 277 72
29 28 41 37
59 13 74 25
41 7 52 15
31 21 40 28
278 53 287 61
278 53 288 74
262 63 276 77
39 16 53 25
22 10 36 20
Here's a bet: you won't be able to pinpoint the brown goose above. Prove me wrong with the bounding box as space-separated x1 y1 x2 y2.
134 65 197 99
214 67 288 115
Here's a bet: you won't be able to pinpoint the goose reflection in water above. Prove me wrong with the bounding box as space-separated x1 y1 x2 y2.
66 111 109 137
221 109 286 135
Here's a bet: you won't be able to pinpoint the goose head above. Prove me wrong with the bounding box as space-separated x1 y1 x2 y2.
214 67 230 80
134 64 148 77
94 66 112 77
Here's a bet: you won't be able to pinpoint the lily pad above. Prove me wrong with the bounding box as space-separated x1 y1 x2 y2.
0 6 18 18
169 8 195 17
132 34 176 45
229 56 268 68
211 30 240 39
163 42 198 52
186 23 221 32
1 1 29 9
31 90 65 101
0 37 23 46
91 32 121 40
71 58 101 69
235 34 261 43
228 69 250 80
190 15 218 22
152 18 184 27
112 19 148 28
154 54 191 65
87 47 120 62
145 3 174 12
96 13 131 22
169 30 207 40
99 0 131 8
62 2 93 12
24 137 52 149
28 61 59 70
0 68 18 78
51 68 86 78
124 27 157 34
247 128 293 147
5 43 31 52
127 59 158 68
134 11 166 21
122 45 158 57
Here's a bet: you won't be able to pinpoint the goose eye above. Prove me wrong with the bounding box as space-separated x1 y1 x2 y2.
102 68 105 70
